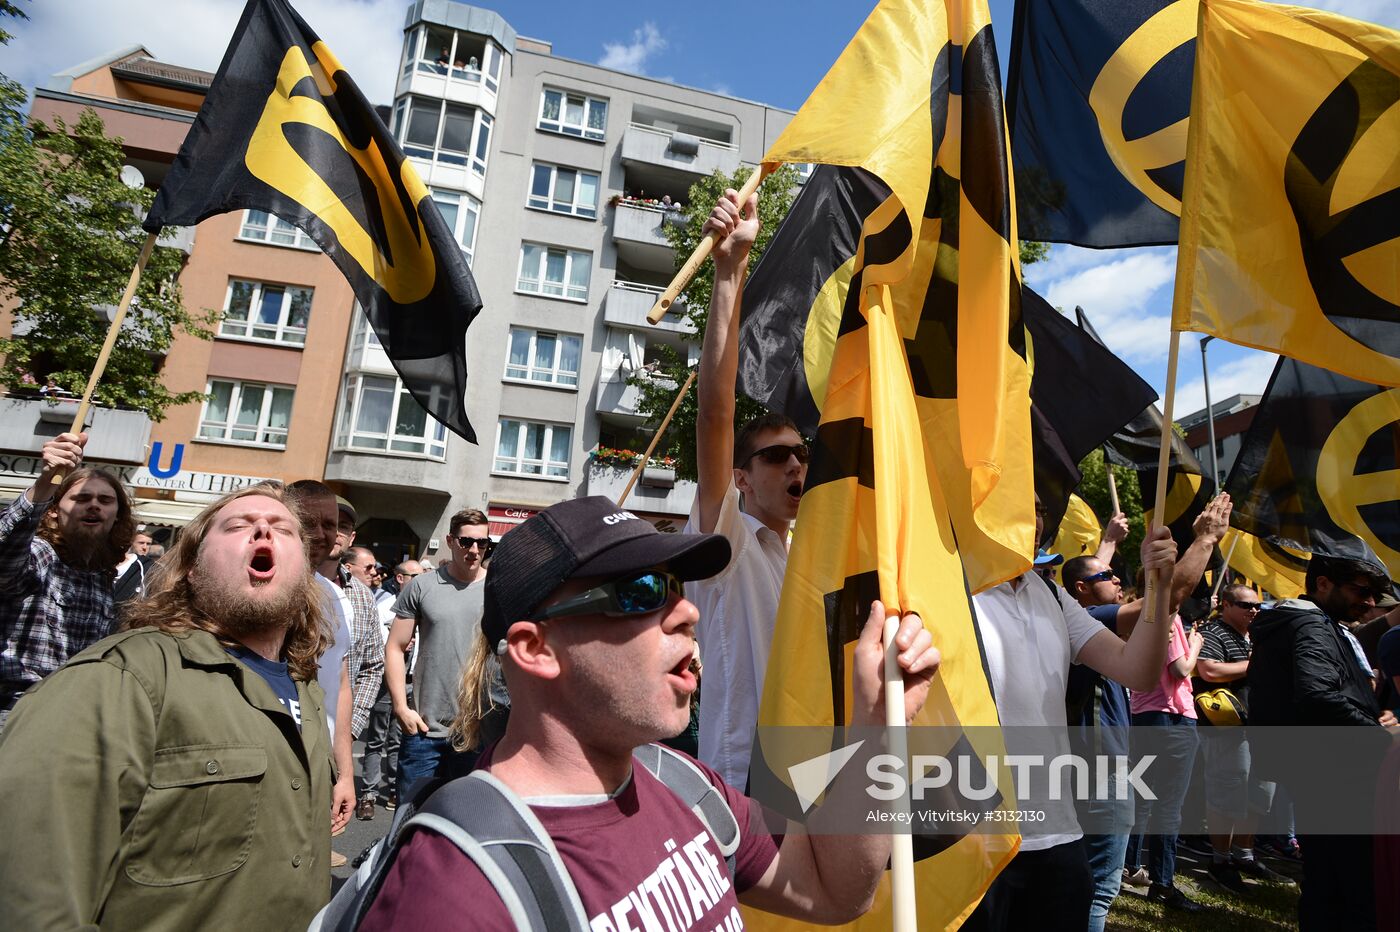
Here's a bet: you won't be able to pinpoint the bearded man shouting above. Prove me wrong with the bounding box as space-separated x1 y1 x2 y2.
0 482 337 931
0 431 136 731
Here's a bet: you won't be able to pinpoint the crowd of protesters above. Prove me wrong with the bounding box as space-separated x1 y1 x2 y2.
0 192 1397 930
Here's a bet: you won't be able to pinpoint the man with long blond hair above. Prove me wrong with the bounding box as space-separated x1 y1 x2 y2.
0 431 134 731
0 482 337 930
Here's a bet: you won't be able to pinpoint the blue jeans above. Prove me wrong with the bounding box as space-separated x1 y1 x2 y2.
1084 771 1134 932
1125 711 1197 889
396 733 478 802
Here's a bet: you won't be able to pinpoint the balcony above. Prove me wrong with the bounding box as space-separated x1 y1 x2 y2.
603 281 695 336
0 394 152 463
621 122 739 180
324 447 453 493
613 202 678 274
584 459 697 518
596 367 677 423
397 64 496 114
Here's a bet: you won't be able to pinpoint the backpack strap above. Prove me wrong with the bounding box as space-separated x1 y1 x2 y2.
633 743 741 878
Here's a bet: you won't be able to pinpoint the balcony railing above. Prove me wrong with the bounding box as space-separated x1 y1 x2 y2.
0 393 152 464
603 281 694 335
584 459 697 517
621 122 740 178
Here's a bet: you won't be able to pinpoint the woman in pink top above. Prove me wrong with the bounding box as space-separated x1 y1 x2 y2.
1124 613 1205 912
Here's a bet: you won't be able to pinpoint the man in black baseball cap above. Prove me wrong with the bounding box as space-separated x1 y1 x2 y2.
359 496 942 929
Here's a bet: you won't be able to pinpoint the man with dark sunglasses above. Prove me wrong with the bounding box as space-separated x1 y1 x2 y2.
1249 545 1398 931
686 188 809 789
386 508 507 801
359 496 941 930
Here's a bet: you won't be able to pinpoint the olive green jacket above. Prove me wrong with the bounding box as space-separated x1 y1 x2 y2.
0 627 333 930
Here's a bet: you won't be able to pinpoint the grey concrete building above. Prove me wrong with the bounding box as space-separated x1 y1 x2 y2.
328 0 794 555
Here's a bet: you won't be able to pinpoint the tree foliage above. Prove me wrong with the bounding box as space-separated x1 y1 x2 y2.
0 58 212 420
1076 448 1146 578
630 165 1053 481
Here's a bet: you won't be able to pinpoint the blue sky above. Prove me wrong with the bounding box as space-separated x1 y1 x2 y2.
5 0 1397 419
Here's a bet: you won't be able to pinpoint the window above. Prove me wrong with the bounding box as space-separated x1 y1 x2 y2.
337 374 447 458
517 244 591 301
538 88 607 141
528 164 599 219
504 328 582 387
430 188 480 263
400 25 496 90
495 419 571 479
238 210 319 250
395 96 491 175
220 279 312 345
199 379 294 447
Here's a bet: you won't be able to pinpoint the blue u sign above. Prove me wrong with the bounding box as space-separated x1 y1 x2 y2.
148 442 185 479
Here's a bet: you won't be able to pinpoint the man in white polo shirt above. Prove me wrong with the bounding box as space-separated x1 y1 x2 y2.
963 497 1178 932
685 188 806 789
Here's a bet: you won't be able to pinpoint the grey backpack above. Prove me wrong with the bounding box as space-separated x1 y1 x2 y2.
310 743 741 931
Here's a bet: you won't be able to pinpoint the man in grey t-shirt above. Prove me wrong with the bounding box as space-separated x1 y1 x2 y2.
385 508 505 800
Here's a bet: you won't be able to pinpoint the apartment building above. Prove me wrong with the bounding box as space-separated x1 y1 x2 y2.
4 1 794 561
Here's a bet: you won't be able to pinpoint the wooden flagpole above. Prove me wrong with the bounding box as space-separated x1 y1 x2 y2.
884 615 917 932
1106 457 1121 515
1211 535 1240 600
646 165 769 324
53 232 159 485
1144 330 1184 624
617 369 697 508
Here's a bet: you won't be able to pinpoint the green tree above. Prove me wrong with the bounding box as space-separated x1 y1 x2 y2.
628 166 1051 481
0 22 212 421
1075 449 1146 578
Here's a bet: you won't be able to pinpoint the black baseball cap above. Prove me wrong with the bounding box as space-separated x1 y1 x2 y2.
482 496 731 645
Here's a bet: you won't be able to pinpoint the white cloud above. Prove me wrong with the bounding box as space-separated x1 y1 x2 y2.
1172 349 1279 420
598 22 667 75
1042 250 1176 320
1303 0 1400 29
7 0 404 104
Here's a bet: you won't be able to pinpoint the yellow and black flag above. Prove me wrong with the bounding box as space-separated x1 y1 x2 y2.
741 1 1029 927
142 0 482 440
1174 0 1400 388
1008 0 1197 247
1224 357 1400 579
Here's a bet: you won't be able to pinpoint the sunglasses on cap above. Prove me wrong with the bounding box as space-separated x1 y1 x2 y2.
1080 570 1117 585
531 570 682 621
456 536 494 556
742 442 810 467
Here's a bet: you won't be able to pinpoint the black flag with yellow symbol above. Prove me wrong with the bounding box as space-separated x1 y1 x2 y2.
1174 0 1400 389
741 1 1027 927
142 0 481 441
1225 357 1400 583
1008 0 1196 247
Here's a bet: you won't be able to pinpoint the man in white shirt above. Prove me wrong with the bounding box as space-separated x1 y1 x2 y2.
685 189 806 789
963 497 1178 932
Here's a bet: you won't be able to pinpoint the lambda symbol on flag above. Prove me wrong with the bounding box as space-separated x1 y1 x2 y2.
1285 58 1400 358
1087 0 1196 216
245 43 438 305
1317 389 1400 570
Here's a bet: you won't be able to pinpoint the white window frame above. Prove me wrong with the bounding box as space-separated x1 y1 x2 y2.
503 327 582 388
516 243 591 302
493 418 571 480
236 209 319 251
537 88 608 142
219 279 313 346
430 188 481 264
197 379 294 448
336 373 447 460
402 25 498 92
395 96 491 176
527 163 599 219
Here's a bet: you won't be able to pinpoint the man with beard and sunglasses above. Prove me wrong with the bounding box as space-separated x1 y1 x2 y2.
386 508 506 801
686 189 809 789
358 496 941 930
0 431 135 733
0 483 336 930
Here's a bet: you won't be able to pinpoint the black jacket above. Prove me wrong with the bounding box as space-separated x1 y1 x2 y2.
1248 599 1380 728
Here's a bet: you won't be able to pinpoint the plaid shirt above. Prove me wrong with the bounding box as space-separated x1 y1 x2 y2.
337 567 385 738
0 494 116 707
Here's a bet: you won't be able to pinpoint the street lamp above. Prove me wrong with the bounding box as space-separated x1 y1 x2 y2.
1200 336 1220 493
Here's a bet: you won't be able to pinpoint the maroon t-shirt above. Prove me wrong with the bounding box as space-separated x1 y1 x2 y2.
360 747 780 931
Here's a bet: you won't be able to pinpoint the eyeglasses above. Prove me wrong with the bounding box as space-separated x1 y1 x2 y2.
1342 581 1379 601
1080 570 1116 585
1228 600 1262 612
456 537 494 555
743 442 810 467
532 570 683 621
